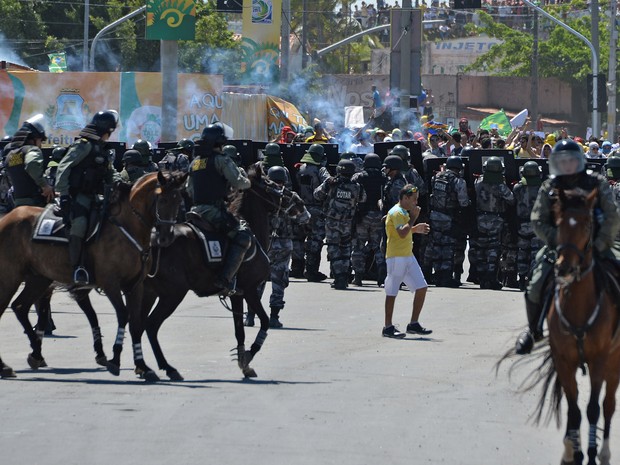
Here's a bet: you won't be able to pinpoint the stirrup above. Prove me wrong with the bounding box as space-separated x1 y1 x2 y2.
73 266 90 285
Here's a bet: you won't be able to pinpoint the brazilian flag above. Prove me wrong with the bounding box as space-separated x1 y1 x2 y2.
48 53 67 73
479 110 512 136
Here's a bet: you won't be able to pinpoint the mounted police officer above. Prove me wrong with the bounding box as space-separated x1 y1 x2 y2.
513 161 545 291
120 149 147 183
132 139 158 173
295 144 331 282
515 140 620 354
158 138 193 173
351 153 386 286
188 123 252 296
427 156 470 287
4 114 54 207
473 156 515 290
56 110 123 285
314 159 366 290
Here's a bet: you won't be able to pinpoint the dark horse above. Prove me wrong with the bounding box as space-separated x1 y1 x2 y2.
0 171 187 378
138 167 305 381
528 188 620 465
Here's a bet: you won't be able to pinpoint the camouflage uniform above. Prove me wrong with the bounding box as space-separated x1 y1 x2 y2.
314 171 366 289
158 150 190 173
513 179 544 287
427 169 469 285
473 177 515 288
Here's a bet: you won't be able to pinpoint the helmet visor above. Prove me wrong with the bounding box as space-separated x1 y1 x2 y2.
549 152 585 176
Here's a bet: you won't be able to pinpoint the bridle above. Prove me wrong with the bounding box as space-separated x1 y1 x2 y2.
554 207 594 285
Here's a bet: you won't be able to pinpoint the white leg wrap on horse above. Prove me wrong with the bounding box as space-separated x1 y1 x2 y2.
133 343 143 361
114 327 125 345
36 329 44 340
599 439 611 465
563 438 574 462
589 424 597 449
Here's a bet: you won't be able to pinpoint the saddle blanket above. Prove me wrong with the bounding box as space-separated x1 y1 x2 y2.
33 205 68 243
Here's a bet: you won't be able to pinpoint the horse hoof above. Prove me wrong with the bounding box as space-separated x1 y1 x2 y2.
167 370 184 381
106 361 120 376
95 355 108 367
135 366 160 383
1 366 16 378
243 367 257 378
27 354 47 369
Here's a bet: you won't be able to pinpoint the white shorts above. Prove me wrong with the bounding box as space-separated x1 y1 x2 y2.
384 255 428 296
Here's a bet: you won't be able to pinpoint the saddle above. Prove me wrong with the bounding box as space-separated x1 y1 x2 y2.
32 203 102 244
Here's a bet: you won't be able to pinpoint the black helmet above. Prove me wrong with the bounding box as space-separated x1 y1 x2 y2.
176 138 195 153
265 143 281 156
520 160 542 177
363 153 382 169
222 145 238 158
51 146 67 163
90 110 118 136
267 165 288 184
605 156 620 170
340 151 355 160
337 159 356 177
308 143 324 157
483 156 504 173
23 114 47 141
383 155 404 171
132 139 152 163
390 144 409 163
549 139 585 177
445 156 463 170
122 149 143 165
201 123 227 149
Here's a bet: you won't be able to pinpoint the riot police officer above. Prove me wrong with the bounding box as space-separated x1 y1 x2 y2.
120 149 146 183
188 124 252 296
158 138 193 172
56 110 123 285
256 143 292 187
222 144 242 167
45 145 68 188
4 114 54 207
132 139 158 173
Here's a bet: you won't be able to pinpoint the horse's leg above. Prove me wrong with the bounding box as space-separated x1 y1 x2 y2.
238 289 269 378
0 274 24 378
33 286 54 335
126 283 159 382
104 288 129 376
145 289 187 381
599 370 620 465
10 276 53 370
556 364 584 465
71 289 107 366
585 360 605 465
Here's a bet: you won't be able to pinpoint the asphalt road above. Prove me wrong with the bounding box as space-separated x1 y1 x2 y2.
0 269 613 465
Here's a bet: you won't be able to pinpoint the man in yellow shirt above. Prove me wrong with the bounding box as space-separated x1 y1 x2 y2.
383 185 432 338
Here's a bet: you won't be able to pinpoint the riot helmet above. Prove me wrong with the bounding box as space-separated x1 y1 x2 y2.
201 123 227 149
445 156 463 171
383 155 404 171
267 165 288 184
176 138 195 154
482 156 504 173
90 110 118 136
337 159 356 178
605 155 620 180
265 143 281 156
51 146 67 163
363 153 382 169
520 160 542 178
340 151 355 160
122 149 143 165
132 139 152 164
23 114 47 141
390 145 410 164
548 139 585 177
222 145 238 158
299 144 325 165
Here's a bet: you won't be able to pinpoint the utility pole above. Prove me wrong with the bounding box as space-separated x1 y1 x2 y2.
608 0 617 141
161 41 178 142
83 0 89 71
530 9 538 126
592 0 600 136
302 0 308 68
281 0 290 81
399 0 412 131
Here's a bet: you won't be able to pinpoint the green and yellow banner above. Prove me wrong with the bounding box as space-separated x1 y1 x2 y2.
48 53 67 73
146 0 196 40
241 0 281 82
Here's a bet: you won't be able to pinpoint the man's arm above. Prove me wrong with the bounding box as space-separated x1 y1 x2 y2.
25 148 54 201
531 183 556 246
55 141 90 196
217 155 251 190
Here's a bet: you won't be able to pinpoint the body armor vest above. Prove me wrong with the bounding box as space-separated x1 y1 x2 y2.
190 154 228 204
297 164 322 205
431 171 458 213
356 169 384 214
326 178 361 220
5 146 40 199
68 142 110 196
475 181 508 214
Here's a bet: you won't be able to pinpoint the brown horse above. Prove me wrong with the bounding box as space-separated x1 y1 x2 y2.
0 171 187 378
530 187 620 465
140 168 306 381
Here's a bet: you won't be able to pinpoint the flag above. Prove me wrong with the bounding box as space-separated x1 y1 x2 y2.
48 53 67 73
479 109 512 136
422 120 449 135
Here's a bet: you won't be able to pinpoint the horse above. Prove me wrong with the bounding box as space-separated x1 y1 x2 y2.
139 167 306 381
0 171 188 379
528 187 620 465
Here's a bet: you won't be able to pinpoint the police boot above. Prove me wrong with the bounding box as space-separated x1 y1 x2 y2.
518 274 528 292
305 255 327 282
269 307 283 328
435 271 460 288
217 242 249 296
332 274 349 290
69 235 89 285
504 271 520 289
244 311 255 327
466 269 480 284
515 296 544 355
290 258 305 279
453 272 462 287
352 273 364 286
486 272 503 291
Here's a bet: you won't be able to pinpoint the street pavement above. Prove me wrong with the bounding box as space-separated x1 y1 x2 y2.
0 269 613 465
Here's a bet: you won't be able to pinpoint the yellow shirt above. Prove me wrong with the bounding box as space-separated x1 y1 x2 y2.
385 203 413 258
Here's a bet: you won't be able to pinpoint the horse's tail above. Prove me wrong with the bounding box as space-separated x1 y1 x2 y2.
495 338 563 428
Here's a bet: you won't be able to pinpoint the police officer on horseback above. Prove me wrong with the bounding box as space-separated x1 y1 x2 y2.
188 123 252 296
515 140 620 354
56 110 123 285
4 114 54 207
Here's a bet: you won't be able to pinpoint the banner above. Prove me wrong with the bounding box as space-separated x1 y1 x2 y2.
266 96 307 137
48 53 67 73
241 0 281 83
146 0 196 40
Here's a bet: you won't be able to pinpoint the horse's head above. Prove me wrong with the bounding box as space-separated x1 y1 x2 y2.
131 171 188 247
552 187 597 285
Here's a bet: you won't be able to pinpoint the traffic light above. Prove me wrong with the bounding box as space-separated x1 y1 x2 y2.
587 74 607 112
453 0 482 8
